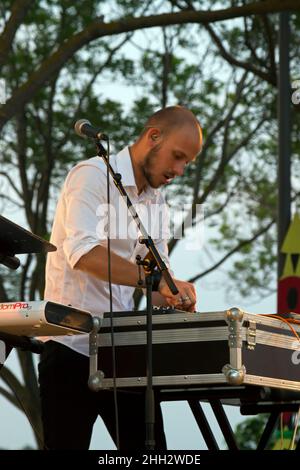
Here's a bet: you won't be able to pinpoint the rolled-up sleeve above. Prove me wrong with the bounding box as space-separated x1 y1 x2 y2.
62 164 107 269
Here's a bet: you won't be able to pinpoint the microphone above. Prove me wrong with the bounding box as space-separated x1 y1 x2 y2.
74 119 108 141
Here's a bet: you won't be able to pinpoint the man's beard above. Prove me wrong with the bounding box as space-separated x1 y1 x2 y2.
142 144 162 188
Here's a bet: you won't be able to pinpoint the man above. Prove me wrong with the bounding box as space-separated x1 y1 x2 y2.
39 106 203 450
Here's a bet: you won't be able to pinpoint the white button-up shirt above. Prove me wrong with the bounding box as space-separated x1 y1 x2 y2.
43 146 170 355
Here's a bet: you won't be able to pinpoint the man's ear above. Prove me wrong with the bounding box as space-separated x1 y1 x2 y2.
146 128 161 147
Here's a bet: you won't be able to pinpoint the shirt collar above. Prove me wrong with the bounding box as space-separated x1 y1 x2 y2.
115 146 159 199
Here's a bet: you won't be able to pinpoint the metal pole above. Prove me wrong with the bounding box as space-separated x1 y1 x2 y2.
278 12 291 279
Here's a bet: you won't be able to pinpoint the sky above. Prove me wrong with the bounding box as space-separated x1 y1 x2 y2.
0 10 280 450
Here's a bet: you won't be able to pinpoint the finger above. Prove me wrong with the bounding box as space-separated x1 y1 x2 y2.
165 297 177 307
178 302 196 313
188 303 196 313
181 293 195 305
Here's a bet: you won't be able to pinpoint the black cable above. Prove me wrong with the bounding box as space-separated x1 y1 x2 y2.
105 137 120 450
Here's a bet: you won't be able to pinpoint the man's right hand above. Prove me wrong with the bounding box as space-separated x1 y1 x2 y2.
158 277 196 312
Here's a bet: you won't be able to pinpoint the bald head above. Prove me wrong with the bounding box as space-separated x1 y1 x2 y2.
141 105 202 146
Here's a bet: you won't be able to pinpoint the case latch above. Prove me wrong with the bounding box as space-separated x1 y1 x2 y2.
224 308 245 385
246 320 256 350
227 307 243 348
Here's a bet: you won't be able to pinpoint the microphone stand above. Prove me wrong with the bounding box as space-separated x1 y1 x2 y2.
95 139 178 450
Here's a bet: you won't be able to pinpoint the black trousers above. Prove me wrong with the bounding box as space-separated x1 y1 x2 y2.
38 341 167 450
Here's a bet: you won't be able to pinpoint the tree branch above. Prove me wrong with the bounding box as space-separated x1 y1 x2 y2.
261 14 276 80
15 110 34 229
55 34 132 153
20 253 33 299
189 219 275 283
0 274 10 302
221 71 249 161
0 364 24 411
0 171 22 198
192 113 227 202
204 23 276 86
225 113 266 160
243 16 266 67
0 357 43 447
0 0 298 129
0 385 21 409
0 0 33 70
204 189 237 220
170 72 251 253
0 193 23 208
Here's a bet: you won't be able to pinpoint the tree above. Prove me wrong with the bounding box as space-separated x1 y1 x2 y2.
234 414 277 449
0 0 299 448
0 0 300 129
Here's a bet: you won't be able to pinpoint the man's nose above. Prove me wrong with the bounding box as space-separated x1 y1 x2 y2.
173 162 185 176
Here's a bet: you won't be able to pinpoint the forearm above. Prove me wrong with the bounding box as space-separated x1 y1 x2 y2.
74 244 197 312
74 244 142 287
